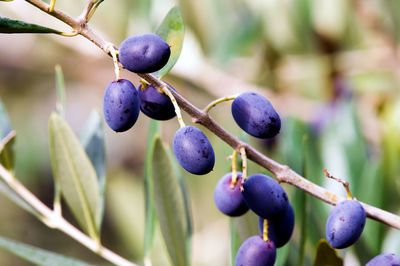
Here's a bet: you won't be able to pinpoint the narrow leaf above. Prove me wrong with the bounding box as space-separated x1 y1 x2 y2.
80 110 105 234
154 6 185 78
166 147 192 263
55 65 66 118
0 176 39 218
0 17 61 34
152 137 188 266
314 240 343 266
143 120 160 258
0 236 93 266
0 99 15 171
49 113 100 240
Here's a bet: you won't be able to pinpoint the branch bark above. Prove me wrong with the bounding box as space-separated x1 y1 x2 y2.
23 0 400 232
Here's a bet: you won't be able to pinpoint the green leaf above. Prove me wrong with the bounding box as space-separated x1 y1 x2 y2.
154 6 185 78
0 236 93 266
48 113 100 240
0 99 15 171
143 120 160 258
152 136 188 266
313 240 343 266
55 65 66 118
0 17 61 34
0 176 40 218
166 147 192 264
79 110 105 234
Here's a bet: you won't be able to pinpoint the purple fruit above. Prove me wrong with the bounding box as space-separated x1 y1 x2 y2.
325 200 366 249
214 172 249 217
232 92 281 139
119 33 170 73
173 126 215 175
235 236 276 266
258 203 295 248
138 83 176 120
103 79 140 132
366 253 400 266
242 174 289 220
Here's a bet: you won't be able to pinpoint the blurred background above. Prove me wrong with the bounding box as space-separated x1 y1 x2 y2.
1 0 400 265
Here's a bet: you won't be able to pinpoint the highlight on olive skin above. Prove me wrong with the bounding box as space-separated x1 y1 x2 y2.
103 79 140 132
172 126 215 175
119 33 171 73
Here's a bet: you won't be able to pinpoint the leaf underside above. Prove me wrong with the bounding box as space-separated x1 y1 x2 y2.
154 6 185 78
49 113 100 239
151 137 188 266
0 236 93 266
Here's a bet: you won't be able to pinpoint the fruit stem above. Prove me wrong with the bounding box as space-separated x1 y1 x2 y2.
230 150 238 189
105 44 120 81
203 94 239 113
161 85 186 128
58 30 79 37
263 219 269 242
239 146 247 191
323 168 352 199
48 0 56 12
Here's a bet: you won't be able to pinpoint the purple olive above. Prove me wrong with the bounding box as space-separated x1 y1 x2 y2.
214 172 248 217
235 235 276 266
325 200 366 249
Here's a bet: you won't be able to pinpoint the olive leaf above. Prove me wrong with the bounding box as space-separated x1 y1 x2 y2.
143 119 160 258
314 240 343 266
154 6 184 78
152 136 188 266
0 236 93 266
0 17 62 34
80 110 105 234
49 113 100 240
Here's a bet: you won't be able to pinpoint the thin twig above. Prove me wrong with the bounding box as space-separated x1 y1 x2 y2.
20 0 400 231
0 164 137 266
160 85 185 128
324 168 352 199
79 0 98 23
203 94 239 113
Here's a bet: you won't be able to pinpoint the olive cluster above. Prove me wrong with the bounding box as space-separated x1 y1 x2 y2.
102 33 396 266
214 174 294 266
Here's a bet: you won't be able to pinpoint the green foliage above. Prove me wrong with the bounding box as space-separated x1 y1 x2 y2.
55 65 66 118
0 236 93 266
0 17 61 34
143 119 160 259
313 240 343 266
0 100 14 171
151 136 189 266
48 113 100 240
79 110 106 234
154 6 185 78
